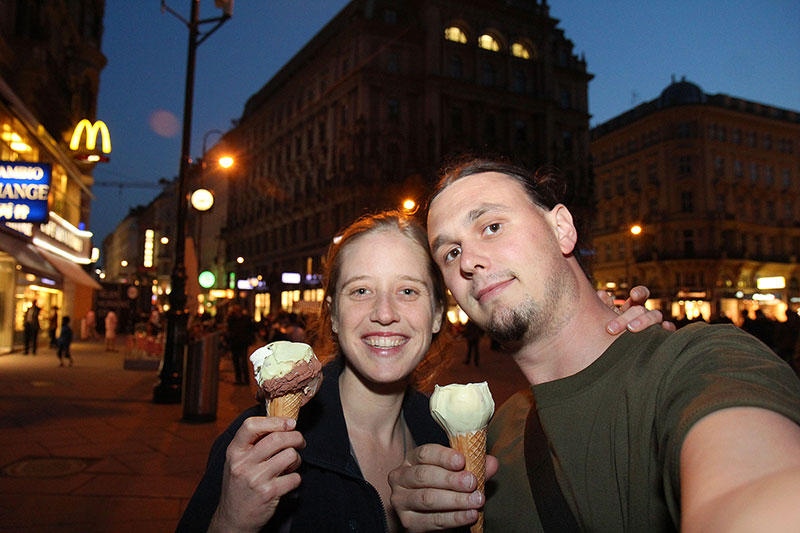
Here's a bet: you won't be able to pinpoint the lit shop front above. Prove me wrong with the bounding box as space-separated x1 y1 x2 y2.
0 214 100 353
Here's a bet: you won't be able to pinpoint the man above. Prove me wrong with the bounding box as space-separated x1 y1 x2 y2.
389 159 800 531
225 304 255 385
23 300 41 355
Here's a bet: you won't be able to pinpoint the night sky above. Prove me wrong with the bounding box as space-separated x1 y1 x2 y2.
92 0 800 250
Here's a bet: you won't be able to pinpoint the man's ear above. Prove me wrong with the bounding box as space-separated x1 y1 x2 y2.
326 295 338 333
551 204 578 255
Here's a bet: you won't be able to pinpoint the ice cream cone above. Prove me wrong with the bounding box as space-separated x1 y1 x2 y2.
267 391 303 420
449 428 488 533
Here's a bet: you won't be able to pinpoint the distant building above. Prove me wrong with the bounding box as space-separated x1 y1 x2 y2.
0 0 106 351
590 76 800 324
220 0 593 315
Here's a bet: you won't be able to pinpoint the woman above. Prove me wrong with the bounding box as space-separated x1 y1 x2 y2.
177 211 664 532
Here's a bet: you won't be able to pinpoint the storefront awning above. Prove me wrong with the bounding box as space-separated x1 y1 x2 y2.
0 230 62 280
39 249 101 290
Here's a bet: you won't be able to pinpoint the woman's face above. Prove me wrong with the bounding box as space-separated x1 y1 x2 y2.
331 230 443 386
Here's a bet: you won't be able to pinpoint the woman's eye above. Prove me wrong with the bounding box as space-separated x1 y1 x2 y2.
350 287 369 296
400 288 418 296
484 223 501 235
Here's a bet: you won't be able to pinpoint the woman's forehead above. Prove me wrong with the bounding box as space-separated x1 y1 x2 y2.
340 230 430 274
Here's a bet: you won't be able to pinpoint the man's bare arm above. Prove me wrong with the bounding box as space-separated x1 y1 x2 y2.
680 407 800 532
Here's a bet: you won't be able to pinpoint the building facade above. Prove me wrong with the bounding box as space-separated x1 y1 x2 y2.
590 77 800 324
0 0 106 351
220 0 593 315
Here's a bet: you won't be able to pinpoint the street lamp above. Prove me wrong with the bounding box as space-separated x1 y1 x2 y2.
154 0 231 404
625 224 642 291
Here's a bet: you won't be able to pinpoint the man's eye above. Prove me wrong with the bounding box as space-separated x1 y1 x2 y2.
444 247 461 263
484 223 501 235
399 288 419 297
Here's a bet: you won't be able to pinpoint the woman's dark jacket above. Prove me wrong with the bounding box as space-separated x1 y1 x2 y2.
176 360 447 532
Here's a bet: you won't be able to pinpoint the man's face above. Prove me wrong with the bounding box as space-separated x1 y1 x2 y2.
427 172 576 345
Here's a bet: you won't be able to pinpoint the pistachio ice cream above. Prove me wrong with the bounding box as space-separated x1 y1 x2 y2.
249 341 322 419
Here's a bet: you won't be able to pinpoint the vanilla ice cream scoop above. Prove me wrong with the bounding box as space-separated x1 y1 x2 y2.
430 382 495 434
249 341 318 386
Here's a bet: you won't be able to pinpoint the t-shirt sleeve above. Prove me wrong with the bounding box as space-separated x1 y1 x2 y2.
654 324 800 511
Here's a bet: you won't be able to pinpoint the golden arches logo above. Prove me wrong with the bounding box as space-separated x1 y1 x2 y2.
69 119 111 153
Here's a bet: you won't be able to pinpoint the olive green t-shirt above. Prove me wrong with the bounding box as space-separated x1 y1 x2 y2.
484 323 800 532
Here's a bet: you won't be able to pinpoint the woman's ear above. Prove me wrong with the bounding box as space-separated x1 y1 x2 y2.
432 306 443 334
550 204 578 255
326 295 338 333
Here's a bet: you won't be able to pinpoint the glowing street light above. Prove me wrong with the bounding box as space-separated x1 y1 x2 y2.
236 256 244 264
630 225 642 236
218 155 233 168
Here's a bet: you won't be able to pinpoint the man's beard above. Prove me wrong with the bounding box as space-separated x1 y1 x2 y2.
486 261 574 345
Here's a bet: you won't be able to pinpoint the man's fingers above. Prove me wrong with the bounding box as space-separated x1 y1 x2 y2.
407 443 465 470
401 509 480 532
397 485 484 512
486 455 499 479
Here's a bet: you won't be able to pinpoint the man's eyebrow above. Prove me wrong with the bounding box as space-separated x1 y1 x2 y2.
429 203 506 254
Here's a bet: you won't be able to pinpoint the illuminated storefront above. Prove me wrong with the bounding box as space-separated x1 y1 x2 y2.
1 89 101 353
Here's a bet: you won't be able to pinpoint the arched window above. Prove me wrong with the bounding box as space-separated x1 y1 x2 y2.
478 34 500 52
444 26 467 44
511 42 531 59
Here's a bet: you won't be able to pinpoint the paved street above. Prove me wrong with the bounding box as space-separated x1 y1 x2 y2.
0 334 527 532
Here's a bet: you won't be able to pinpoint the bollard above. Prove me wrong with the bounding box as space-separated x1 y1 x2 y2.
182 332 221 422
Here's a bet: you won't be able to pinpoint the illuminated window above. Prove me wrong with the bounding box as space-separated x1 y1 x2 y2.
478 34 500 52
444 26 467 44
511 42 530 59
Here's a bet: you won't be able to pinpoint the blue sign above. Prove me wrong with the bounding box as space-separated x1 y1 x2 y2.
0 161 51 222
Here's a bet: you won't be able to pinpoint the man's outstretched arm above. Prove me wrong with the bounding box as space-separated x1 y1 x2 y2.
680 407 800 532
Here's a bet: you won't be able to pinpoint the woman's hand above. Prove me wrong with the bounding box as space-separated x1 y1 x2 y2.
600 285 677 334
209 416 305 533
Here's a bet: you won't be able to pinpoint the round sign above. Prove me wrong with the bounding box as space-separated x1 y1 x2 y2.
190 188 214 211
198 270 216 289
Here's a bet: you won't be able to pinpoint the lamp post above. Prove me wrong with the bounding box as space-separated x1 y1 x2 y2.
625 224 642 292
154 0 231 404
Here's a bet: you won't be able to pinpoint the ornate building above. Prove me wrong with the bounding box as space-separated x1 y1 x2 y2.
590 77 800 324
221 0 592 314
0 0 106 351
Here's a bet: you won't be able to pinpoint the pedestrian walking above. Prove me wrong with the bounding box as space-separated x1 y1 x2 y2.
225 304 255 385
23 300 41 355
104 310 118 352
57 316 74 367
48 306 59 348
84 309 98 340
463 319 483 366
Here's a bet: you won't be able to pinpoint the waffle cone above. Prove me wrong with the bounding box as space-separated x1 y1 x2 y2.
267 392 303 420
448 428 487 533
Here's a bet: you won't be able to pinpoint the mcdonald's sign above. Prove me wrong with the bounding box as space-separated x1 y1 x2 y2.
69 119 111 153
